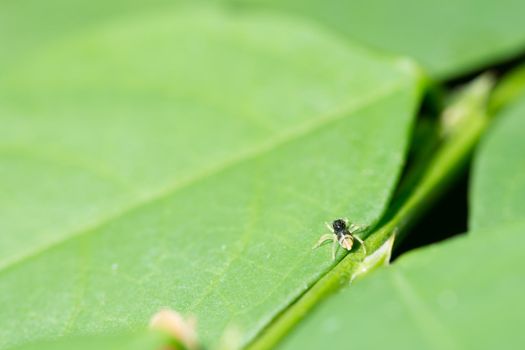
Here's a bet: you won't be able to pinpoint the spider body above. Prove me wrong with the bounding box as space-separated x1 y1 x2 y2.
313 218 367 260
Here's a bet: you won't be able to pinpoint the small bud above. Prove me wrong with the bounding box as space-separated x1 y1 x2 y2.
150 309 198 350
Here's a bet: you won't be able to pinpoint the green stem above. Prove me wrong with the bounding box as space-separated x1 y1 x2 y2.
244 75 494 350
490 64 525 113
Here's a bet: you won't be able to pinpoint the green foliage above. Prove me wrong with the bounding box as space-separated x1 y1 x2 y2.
0 4 420 349
0 0 180 68
489 65 525 112
279 220 525 350
230 0 525 78
471 90 525 230
7 332 166 350
277 78 525 349
272 72 525 349
2 1 525 349
247 72 493 350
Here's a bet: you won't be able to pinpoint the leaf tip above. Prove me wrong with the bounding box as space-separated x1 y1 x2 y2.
351 231 396 282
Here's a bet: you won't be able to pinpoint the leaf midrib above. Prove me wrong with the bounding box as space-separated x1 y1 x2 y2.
0 80 407 276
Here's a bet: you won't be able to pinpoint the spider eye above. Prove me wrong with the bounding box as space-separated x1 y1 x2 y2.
332 219 346 231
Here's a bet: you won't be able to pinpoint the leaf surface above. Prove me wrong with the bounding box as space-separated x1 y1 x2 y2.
231 0 525 78
277 75 525 350
0 5 420 349
470 88 525 230
279 221 525 350
7 333 165 350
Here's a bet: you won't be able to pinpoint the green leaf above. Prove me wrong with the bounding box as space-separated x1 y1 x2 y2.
0 0 185 69
272 75 524 350
231 0 525 78
278 220 525 350
0 5 421 349
246 73 493 350
7 332 166 350
470 89 525 230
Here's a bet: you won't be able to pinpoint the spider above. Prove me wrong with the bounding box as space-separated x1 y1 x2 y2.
313 218 367 260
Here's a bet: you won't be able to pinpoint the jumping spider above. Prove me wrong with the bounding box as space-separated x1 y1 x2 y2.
313 218 367 260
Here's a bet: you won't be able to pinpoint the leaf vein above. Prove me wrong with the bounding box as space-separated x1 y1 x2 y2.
0 80 407 275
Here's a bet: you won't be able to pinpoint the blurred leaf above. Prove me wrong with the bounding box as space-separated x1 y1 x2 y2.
0 0 187 69
279 220 525 350
7 332 166 350
231 0 525 78
0 5 421 349
470 89 525 230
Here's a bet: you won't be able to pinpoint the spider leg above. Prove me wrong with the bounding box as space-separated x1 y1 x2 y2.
332 239 339 260
353 235 367 255
349 223 369 234
348 223 360 231
325 222 334 232
313 233 334 249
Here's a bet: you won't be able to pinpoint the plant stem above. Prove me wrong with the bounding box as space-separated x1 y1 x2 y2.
490 63 525 113
244 75 494 350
